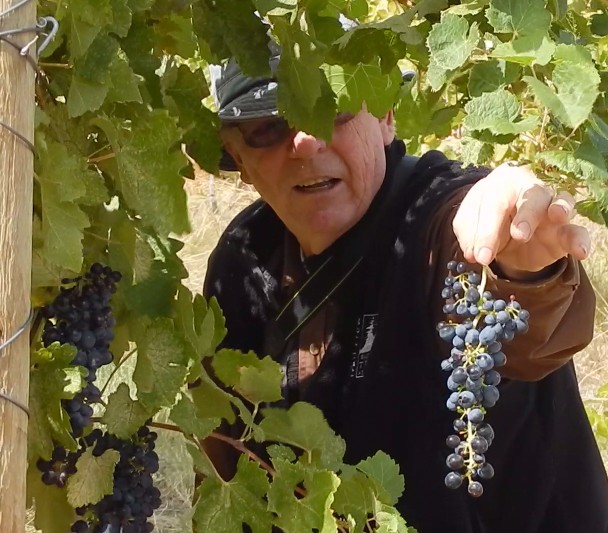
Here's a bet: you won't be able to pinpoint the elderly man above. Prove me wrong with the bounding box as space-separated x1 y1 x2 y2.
201 50 608 533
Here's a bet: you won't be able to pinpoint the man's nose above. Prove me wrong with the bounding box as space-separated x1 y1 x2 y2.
289 130 327 159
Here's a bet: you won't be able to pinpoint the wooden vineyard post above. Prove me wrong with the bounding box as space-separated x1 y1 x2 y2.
0 0 36 531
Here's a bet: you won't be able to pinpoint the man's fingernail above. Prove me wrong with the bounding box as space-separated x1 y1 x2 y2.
478 247 493 265
517 221 531 240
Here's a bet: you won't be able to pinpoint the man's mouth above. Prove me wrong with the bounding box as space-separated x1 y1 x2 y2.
294 178 340 192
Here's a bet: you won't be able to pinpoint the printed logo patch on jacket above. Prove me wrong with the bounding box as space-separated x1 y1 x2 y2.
350 314 378 379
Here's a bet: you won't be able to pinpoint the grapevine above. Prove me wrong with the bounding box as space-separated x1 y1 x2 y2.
438 261 530 497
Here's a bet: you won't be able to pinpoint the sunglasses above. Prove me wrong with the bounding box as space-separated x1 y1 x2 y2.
230 112 356 149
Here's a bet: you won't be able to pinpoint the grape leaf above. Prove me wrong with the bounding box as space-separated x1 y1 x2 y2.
106 57 143 104
170 393 221 438
258 402 346 467
267 457 341 533
523 44 601 129
102 383 155 439
212 349 284 405
67 75 110 118
273 18 324 118
26 464 74 533
108 0 133 38
132 317 191 409
491 31 555 66
254 0 297 16
70 16 101 58
468 59 519 97
427 14 480 71
394 84 431 141
125 266 179 318
333 465 377 533
91 111 190 236
267 443 297 463
67 447 120 507
463 89 538 135
426 13 480 90
75 33 120 83
461 136 495 165
323 59 402 118
193 454 273 533
65 0 113 27
190 374 237 425
486 0 551 37
375 503 412 533
445 0 487 15
357 450 405 506
28 343 84 461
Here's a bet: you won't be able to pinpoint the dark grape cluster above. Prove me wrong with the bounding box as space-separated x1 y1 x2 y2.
40 263 121 437
438 260 530 497
71 426 161 533
36 446 82 488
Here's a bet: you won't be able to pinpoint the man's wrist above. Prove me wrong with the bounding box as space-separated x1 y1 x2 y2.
491 259 562 283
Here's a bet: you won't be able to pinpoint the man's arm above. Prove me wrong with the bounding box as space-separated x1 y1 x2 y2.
425 187 596 381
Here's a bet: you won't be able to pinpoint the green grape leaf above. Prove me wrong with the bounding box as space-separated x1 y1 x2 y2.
67 75 110 118
427 14 480 71
333 465 377 533
537 137 608 207
375 503 411 533
190 374 237 425
591 14 608 37
132 317 191 410
323 59 402 118
491 32 555 66
193 454 273 533
102 383 155 439
523 44 601 129
75 33 120 83
258 402 346 467
29 343 84 461
463 89 538 135
91 111 190 236
254 0 297 16
193 0 271 77
274 18 324 118
445 0 487 15
107 57 143 104
212 349 284 405
70 16 101 59
267 443 297 463
461 136 495 165
486 0 551 37
468 59 520 96
170 393 221 438
156 11 198 58
107 212 154 286
108 0 133 38
357 450 405 506
67 447 120 507
26 464 74 533
66 0 113 27
394 85 431 141
267 457 341 533
125 267 179 318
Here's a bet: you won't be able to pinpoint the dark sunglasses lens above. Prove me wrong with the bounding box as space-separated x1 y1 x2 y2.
244 119 292 148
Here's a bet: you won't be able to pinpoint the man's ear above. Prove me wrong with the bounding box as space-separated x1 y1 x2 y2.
380 109 396 145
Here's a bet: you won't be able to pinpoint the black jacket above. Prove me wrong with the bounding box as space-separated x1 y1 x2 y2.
203 142 608 533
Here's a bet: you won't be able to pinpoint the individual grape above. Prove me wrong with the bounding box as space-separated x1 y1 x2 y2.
451 367 467 385
458 391 476 408
476 354 494 372
439 325 456 342
478 463 495 479
484 370 501 386
468 481 484 497
465 329 479 346
483 385 500 404
491 351 507 367
454 419 467 432
471 436 489 454
71 520 88 533
446 435 461 448
479 326 497 346
445 472 463 489
446 453 465 470
468 408 484 424
468 272 481 285
456 262 466 274
466 365 482 380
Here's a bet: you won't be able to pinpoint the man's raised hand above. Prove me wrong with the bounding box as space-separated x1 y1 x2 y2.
452 162 590 276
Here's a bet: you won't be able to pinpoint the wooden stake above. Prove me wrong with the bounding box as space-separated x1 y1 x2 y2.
0 0 35 531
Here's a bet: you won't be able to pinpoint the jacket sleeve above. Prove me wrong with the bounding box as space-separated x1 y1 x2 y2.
425 187 596 381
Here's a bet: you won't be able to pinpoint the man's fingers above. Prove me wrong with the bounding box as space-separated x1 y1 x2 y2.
548 190 577 224
557 224 590 261
509 177 553 242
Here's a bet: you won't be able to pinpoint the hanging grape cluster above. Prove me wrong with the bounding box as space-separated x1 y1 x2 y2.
71 426 161 533
40 263 121 436
35 264 163 531
437 260 530 497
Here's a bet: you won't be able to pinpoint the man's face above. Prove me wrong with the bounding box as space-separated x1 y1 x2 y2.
221 108 395 255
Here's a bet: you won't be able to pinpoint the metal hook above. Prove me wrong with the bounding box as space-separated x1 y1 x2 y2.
19 16 59 59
